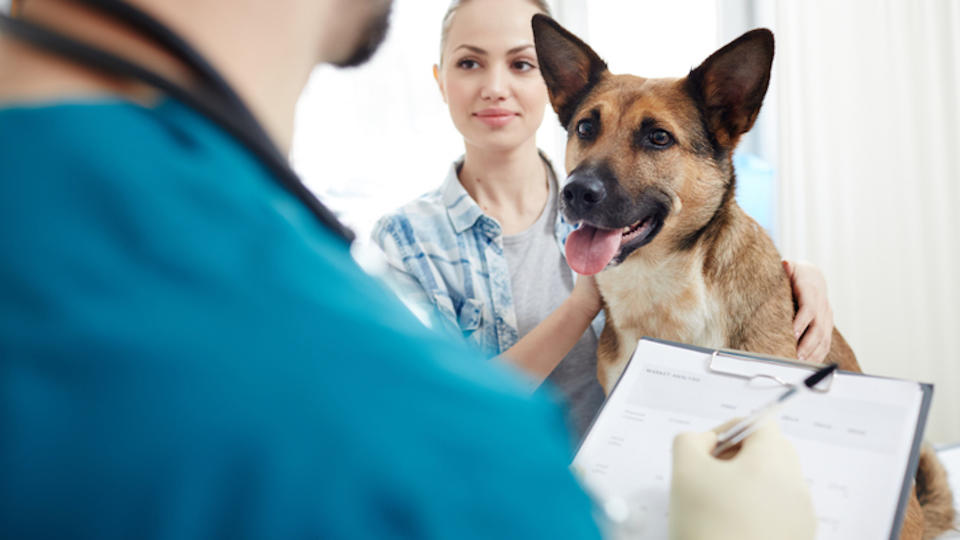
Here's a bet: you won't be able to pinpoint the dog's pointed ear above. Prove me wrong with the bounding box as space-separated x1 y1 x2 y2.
685 28 774 150
532 14 608 128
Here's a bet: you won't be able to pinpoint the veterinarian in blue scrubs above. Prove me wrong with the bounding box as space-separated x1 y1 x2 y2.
0 0 814 539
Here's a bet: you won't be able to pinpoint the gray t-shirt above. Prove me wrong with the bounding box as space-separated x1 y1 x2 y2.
502 174 604 441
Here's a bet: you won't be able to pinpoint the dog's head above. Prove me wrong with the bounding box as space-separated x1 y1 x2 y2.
532 15 774 275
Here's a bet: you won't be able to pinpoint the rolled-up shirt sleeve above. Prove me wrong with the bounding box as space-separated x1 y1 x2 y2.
371 215 460 335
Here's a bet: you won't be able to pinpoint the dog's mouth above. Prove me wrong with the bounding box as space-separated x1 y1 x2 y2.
565 210 666 275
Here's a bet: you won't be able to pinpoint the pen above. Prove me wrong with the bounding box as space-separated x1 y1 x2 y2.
711 362 839 457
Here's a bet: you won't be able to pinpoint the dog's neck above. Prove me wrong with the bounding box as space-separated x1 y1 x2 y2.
594 187 754 354
598 245 728 351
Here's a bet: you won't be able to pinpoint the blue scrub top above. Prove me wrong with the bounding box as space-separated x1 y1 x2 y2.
0 99 603 539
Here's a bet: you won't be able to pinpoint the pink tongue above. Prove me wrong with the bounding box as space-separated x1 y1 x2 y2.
565 225 622 275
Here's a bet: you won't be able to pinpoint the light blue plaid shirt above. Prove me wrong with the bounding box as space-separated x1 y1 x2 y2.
372 156 602 357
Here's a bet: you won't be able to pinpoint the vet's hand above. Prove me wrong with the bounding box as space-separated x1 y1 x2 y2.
783 260 833 363
570 273 602 319
668 420 816 540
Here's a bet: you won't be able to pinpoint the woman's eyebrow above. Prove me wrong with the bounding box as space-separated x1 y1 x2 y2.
453 44 487 55
507 44 535 55
452 44 535 55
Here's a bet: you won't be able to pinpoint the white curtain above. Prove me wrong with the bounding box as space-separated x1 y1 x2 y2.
772 0 960 444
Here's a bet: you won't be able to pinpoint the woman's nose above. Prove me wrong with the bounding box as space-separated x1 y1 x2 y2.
479 66 509 101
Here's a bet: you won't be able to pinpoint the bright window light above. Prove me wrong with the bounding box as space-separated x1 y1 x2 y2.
585 1 718 78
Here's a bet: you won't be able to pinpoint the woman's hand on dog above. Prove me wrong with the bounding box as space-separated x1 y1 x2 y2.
784 260 834 364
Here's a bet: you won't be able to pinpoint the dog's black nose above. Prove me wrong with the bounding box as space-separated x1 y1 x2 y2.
563 175 607 213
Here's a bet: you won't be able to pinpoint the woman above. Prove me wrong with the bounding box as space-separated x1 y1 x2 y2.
373 0 833 438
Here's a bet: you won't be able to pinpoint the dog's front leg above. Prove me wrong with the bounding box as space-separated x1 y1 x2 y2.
595 313 627 395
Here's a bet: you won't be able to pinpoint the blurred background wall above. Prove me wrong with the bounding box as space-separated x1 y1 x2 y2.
290 0 960 444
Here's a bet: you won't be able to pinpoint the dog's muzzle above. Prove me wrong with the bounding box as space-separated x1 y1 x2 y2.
560 163 671 275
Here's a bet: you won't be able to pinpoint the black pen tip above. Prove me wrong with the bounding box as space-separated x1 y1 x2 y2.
804 363 839 389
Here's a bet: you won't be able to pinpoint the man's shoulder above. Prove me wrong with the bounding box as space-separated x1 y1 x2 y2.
0 98 262 178
0 98 317 250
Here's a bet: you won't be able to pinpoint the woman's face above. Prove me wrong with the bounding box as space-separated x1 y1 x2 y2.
436 0 548 153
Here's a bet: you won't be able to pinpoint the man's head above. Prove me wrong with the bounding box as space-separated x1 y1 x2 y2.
321 0 393 68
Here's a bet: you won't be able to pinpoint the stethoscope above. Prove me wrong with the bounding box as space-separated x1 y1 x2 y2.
0 0 355 245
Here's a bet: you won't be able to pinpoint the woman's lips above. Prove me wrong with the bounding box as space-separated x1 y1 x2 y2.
474 109 517 128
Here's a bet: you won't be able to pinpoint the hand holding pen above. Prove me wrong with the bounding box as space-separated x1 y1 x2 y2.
712 363 839 457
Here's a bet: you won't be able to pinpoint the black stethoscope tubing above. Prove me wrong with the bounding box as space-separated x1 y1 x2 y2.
0 0 355 245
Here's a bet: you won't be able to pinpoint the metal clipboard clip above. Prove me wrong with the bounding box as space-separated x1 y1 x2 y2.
707 349 835 393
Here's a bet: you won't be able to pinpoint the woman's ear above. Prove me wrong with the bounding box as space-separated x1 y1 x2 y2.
433 64 447 103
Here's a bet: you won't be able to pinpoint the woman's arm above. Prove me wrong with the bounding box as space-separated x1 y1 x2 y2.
500 275 602 389
784 260 834 363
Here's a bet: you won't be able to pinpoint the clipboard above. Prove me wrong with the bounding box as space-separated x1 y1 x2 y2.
573 337 933 540
707 348 834 391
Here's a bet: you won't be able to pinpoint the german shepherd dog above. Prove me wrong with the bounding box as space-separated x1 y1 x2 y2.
531 14 955 539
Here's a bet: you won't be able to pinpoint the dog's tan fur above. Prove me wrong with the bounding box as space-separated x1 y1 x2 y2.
532 15 954 539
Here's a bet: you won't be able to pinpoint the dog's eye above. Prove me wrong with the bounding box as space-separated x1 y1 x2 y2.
648 129 674 148
576 119 596 140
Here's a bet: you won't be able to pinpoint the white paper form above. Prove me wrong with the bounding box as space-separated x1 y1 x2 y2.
573 339 929 540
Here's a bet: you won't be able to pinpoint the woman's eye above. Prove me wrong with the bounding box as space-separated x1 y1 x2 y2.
648 129 674 147
513 60 535 72
457 59 480 70
576 118 596 140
